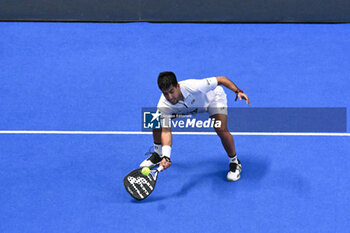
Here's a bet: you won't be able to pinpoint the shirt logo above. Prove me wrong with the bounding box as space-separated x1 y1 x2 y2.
191 99 196 104
206 79 210 85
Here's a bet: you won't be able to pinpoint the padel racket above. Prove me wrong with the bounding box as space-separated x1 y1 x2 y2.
123 166 164 200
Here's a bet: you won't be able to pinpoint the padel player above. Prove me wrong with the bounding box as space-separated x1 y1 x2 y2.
140 72 250 181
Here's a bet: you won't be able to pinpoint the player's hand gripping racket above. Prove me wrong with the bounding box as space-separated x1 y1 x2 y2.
123 166 164 200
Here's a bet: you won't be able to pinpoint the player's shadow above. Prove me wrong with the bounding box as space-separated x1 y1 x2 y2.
173 156 270 198
129 154 312 203
138 155 270 202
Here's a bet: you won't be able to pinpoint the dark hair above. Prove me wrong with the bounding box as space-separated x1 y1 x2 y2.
158 71 178 90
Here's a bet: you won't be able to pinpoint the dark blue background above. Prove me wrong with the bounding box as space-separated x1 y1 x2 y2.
1 0 350 22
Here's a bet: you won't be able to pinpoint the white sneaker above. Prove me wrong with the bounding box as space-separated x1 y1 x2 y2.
227 159 242 181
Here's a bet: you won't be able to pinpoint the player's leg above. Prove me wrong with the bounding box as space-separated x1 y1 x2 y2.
210 113 236 156
140 128 163 168
208 86 241 181
211 114 242 181
153 128 161 145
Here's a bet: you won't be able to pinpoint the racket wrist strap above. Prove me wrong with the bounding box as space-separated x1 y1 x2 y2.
162 145 171 159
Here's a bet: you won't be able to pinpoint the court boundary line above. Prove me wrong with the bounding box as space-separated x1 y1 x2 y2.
0 130 349 136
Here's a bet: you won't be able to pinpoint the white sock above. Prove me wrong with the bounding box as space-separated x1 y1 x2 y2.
154 143 162 155
229 155 238 164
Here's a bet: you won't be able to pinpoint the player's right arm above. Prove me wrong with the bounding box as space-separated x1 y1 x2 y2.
160 126 172 170
161 126 172 147
157 96 174 170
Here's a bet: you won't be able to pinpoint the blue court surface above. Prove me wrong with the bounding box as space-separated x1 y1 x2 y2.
0 22 350 233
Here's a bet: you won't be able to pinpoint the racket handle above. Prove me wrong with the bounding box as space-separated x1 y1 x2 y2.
157 166 164 172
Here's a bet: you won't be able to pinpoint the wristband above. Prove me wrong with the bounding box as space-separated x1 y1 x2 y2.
162 145 171 159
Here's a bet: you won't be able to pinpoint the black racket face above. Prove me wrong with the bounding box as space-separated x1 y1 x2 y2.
123 168 157 200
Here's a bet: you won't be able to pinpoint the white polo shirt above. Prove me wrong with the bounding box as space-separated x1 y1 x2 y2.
157 77 221 119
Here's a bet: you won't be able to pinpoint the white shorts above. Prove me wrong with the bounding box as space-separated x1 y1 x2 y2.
207 86 228 116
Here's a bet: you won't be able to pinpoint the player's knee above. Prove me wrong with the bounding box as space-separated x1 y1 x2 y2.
215 126 230 137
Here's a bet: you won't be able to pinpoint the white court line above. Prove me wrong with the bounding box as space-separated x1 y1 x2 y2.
0 130 349 136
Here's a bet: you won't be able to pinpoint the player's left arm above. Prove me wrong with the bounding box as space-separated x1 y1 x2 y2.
216 76 251 105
